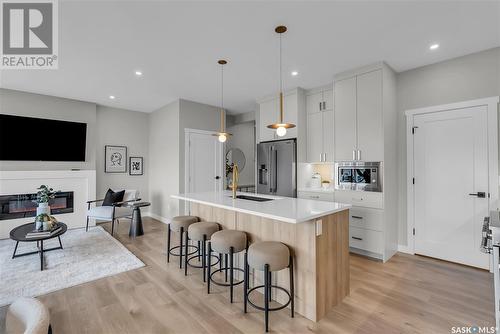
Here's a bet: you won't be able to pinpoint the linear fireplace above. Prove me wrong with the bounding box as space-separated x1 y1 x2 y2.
0 191 74 221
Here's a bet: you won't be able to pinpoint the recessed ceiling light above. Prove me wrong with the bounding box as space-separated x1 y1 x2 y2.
135 71 143 76
291 71 298 76
109 95 115 100
429 43 439 50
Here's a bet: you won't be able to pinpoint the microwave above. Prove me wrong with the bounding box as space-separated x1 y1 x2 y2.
334 161 382 192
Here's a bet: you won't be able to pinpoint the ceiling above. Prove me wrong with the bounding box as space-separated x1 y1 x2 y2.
0 1 499 114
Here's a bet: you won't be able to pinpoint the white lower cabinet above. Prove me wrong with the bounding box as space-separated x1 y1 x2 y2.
297 191 334 202
349 207 384 231
349 227 384 254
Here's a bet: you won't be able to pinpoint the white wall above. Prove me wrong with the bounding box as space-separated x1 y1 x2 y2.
396 47 500 246
0 88 97 171
96 106 149 201
148 100 180 220
226 120 255 186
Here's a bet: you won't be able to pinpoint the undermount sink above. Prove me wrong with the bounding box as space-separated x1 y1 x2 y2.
234 195 274 202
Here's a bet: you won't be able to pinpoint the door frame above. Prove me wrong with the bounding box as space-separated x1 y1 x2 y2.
184 128 224 197
405 97 499 255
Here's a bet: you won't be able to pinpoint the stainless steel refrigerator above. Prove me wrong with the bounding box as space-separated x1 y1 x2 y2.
257 139 296 197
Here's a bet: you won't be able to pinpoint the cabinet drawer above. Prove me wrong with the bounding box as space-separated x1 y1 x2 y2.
349 227 383 254
349 207 384 232
297 191 334 202
334 190 383 209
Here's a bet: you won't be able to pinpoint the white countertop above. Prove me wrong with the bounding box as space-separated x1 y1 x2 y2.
172 191 350 224
298 187 335 193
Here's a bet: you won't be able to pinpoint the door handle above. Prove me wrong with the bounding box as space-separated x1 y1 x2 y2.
469 192 486 198
215 176 221 180
319 102 322 111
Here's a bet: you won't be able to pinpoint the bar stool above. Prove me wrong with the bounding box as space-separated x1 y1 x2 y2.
207 230 247 303
167 215 199 268
244 241 294 332
185 222 221 281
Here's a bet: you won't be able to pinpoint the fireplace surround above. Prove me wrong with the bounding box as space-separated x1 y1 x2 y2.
0 170 96 239
0 191 74 221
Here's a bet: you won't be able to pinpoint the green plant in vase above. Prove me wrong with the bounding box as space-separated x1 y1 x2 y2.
33 185 59 217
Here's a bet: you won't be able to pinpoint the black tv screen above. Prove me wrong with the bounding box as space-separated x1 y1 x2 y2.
0 114 87 161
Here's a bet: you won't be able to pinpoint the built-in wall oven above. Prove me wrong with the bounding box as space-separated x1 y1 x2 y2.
334 161 382 192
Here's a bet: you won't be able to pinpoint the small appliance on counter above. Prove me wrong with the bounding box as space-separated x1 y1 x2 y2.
311 172 322 189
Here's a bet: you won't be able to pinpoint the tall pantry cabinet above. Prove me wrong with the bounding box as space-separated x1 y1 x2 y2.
333 62 398 262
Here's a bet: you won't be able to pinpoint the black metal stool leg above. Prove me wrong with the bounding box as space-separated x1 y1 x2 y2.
179 227 184 269
244 252 248 313
167 224 171 262
229 247 234 303
225 254 228 282
207 241 212 294
264 264 270 332
86 217 89 232
198 240 201 262
58 236 63 249
290 255 294 317
219 253 223 271
202 235 207 282
268 271 272 302
184 231 189 276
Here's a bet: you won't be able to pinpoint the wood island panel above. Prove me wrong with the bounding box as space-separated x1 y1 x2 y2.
189 202 350 322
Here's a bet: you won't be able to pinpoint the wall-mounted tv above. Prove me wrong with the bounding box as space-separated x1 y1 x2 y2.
0 114 87 161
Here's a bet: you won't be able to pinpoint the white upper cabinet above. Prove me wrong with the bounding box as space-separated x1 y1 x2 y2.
306 92 323 114
334 69 383 161
307 111 323 162
306 86 334 163
357 70 383 161
334 77 357 161
323 89 333 111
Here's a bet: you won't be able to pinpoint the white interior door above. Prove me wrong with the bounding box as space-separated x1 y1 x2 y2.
186 131 223 193
413 106 490 269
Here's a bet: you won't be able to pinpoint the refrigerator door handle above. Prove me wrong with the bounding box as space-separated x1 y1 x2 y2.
268 147 273 192
271 147 278 192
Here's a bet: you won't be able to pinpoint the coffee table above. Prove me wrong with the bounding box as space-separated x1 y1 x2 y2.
10 222 67 271
126 202 151 237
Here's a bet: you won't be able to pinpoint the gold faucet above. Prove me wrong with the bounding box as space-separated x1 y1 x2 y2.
231 163 239 199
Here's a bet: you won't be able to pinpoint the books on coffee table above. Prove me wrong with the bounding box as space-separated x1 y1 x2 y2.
26 223 62 238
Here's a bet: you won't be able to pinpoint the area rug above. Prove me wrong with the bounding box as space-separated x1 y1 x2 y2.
0 226 145 307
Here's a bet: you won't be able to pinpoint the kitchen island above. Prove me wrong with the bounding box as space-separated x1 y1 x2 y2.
172 191 351 322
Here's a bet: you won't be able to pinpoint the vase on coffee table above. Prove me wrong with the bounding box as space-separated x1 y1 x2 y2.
36 202 51 216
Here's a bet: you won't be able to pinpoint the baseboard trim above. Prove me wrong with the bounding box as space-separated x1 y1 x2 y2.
397 245 414 254
143 212 170 224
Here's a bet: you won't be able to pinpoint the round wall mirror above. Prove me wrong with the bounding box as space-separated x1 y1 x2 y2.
226 148 246 172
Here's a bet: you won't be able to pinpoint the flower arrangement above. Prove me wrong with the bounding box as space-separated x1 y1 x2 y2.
33 185 58 205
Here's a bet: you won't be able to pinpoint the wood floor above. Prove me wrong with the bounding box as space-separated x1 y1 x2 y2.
4 218 495 333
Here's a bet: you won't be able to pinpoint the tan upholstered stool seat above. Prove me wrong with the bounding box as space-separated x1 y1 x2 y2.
211 230 247 254
188 222 220 241
170 216 199 232
248 241 290 272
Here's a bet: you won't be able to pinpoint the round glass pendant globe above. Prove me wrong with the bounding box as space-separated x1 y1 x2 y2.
218 134 227 143
276 126 287 137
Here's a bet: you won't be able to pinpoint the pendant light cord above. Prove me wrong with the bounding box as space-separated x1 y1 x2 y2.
221 63 224 131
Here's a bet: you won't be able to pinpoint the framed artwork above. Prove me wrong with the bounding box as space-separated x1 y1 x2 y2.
129 157 144 176
105 145 127 173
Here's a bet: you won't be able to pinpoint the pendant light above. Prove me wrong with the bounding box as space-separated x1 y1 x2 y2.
213 59 231 143
267 25 295 137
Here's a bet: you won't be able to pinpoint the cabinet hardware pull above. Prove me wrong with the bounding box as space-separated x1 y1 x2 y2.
319 102 322 111
319 153 323 162
351 236 363 241
323 101 326 110
352 150 356 160
311 196 319 199
357 150 361 161
351 215 363 219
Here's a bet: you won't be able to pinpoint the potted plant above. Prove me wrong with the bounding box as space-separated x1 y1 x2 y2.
33 185 58 217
